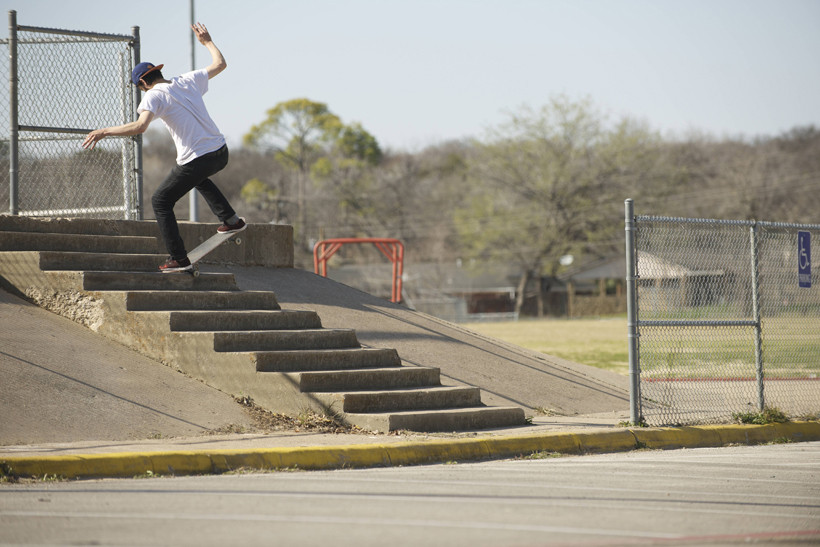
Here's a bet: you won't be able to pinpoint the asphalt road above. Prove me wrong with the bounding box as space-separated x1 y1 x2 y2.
2 442 819 547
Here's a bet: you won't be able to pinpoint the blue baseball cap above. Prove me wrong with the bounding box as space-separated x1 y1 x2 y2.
131 62 164 86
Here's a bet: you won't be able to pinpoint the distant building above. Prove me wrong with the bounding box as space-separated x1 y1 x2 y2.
326 258 629 321
326 261 520 322
559 255 627 317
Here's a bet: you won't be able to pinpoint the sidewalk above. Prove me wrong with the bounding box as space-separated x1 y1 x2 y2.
3 414 818 481
0 413 627 458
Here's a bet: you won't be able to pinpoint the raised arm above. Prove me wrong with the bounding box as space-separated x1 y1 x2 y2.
191 23 227 79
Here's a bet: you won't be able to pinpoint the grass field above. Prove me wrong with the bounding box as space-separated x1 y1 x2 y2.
464 316 820 379
463 317 629 375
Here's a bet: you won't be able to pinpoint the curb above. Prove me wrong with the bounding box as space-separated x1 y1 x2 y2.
2 422 818 481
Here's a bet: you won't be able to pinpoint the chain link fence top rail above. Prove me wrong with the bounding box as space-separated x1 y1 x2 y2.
632 214 819 426
1 21 139 219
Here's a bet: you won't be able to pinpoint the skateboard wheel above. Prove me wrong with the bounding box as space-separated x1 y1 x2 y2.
193 270 200 277
235 238 242 245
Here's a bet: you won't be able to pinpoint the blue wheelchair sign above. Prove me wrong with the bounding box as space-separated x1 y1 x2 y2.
798 231 811 288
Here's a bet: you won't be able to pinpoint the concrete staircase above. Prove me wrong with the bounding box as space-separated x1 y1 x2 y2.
0 216 525 432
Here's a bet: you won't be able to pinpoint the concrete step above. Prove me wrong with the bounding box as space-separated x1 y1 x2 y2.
214 329 360 352
126 291 281 311
253 347 401 372
169 310 320 331
345 406 527 433
0 216 294 268
291 366 441 392
316 386 482 413
0 215 154 236
0 231 158 254
82 271 238 292
34 251 167 272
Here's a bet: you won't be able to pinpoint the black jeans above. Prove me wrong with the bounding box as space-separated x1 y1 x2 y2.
151 144 235 260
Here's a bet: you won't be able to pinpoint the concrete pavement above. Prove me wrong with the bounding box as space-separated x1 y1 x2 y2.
0 288 254 445
5 443 818 547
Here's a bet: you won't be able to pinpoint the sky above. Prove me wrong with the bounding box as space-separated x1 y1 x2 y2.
2 0 819 150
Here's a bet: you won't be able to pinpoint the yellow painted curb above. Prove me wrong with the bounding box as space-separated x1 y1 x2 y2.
631 422 820 450
2 422 818 480
632 425 725 449
574 430 637 453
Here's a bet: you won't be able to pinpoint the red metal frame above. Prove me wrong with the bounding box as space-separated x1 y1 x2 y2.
313 238 404 303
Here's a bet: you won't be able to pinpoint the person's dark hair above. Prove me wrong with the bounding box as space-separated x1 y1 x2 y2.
141 70 164 86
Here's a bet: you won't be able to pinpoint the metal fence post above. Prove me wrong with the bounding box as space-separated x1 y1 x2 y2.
188 0 199 222
625 198 641 423
8 10 18 215
118 51 132 220
131 25 143 220
750 223 765 411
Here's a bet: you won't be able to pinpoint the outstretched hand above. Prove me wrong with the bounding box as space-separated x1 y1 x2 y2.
82 129 106 150
191 22 213 45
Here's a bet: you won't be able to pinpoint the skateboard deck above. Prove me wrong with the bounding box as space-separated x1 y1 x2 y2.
184 218 246 276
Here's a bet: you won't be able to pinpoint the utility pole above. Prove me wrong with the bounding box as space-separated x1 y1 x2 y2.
188 0 199 221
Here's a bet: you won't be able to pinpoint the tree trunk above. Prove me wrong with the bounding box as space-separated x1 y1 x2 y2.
538 275 553 318
514 270 530 316
536 275 545 317
297 169 305 248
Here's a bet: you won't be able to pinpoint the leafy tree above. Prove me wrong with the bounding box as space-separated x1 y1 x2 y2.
243 98 382 250
244 98 343 245
336 122 383 166
244 98 343 169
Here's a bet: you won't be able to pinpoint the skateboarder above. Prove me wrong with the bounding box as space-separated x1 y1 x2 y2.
82 23 245 273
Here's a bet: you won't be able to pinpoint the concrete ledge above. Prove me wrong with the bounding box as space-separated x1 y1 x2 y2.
3 422 818 480
0 216 294 267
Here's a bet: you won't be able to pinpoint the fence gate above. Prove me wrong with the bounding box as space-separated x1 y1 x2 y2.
0 10 142 219
625 199 820 426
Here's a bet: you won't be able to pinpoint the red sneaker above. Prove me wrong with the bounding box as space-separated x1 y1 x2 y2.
217 218 246 234
159 257 193 273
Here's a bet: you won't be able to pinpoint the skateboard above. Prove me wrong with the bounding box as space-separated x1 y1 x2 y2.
183 218 246 277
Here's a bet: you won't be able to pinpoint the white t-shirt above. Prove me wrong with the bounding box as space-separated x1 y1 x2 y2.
137 69 226 165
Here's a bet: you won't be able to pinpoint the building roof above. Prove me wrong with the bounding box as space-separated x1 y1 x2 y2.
560 253 725 282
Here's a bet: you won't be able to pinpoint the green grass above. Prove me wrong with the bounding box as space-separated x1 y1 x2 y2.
464 317 629 375
464 316 820 378
640 317 820 379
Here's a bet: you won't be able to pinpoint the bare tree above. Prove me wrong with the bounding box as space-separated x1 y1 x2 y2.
458 97 674 316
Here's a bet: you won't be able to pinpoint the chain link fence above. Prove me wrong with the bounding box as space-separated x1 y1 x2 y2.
625 200 820 426
0 11 142 219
